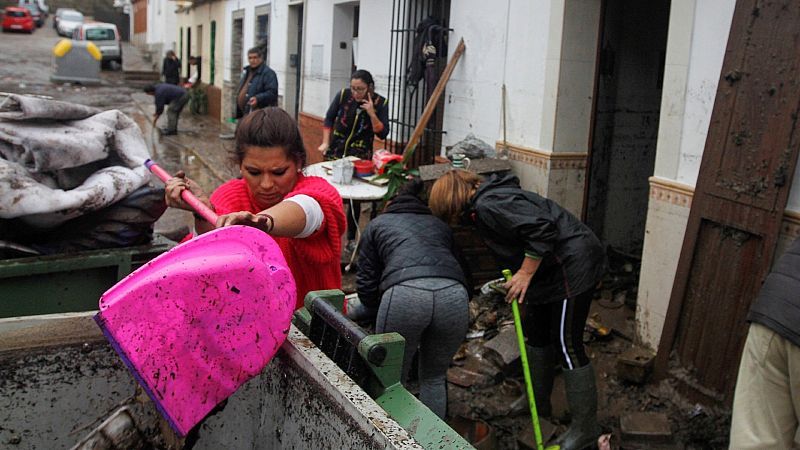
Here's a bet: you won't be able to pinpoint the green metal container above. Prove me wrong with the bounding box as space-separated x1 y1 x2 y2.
0 237 173 318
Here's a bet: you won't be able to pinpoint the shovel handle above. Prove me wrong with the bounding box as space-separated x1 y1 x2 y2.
145 159 219 225
503 269 547 450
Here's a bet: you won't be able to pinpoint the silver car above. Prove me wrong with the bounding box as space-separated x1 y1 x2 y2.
56 9 82 36
73 22 122 67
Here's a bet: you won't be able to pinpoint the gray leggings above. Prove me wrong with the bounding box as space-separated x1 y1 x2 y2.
376 278 469 419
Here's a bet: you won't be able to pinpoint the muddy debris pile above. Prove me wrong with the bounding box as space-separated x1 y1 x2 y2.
442 252 731 449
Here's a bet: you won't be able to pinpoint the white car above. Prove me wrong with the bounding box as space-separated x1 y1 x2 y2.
72 22 122 67
56 9 82 36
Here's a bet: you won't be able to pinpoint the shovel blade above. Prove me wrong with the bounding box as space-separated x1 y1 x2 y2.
95 226 296 436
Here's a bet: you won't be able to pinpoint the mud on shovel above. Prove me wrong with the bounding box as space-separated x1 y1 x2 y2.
503 269 560 450
94 159 297 436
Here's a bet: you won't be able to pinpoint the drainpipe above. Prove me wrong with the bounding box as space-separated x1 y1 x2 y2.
500 0 512 159
298 0 308 118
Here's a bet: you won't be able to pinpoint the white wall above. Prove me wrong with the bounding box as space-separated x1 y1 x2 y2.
300 0 392 118
302 0 337 115
147 0 177 53
443 0 551 153
674 0 735 186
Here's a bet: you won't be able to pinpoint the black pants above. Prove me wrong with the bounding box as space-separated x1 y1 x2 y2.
525 289 594 369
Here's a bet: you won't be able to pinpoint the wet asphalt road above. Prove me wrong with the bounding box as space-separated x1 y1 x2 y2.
0 20 238 237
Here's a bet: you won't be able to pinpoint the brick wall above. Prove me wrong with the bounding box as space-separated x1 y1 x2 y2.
299 112 324 165
132 0 145 34
206 84 221 121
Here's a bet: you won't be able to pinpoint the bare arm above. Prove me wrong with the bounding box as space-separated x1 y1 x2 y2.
504 255 542 304
216 200 308 237
318 128 331 153
361 93 385 134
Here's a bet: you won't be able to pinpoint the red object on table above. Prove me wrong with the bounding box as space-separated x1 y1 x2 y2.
353 159 375 177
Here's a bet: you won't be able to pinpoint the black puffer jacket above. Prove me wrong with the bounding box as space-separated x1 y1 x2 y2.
470 173 606 305
748 237 800 346
356 194 468 307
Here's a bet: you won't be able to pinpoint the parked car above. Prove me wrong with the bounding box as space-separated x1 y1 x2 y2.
56 9 83 37
53 7 77 29
72 22 122 67
2 6 34 33
19 2 43 27
18 0 46 18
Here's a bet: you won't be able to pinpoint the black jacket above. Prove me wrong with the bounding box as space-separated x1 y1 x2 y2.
748 237 800 347
323 88 390 160
471 173 606 304
236 63 278 116
356 194 468 307
162 57 181 85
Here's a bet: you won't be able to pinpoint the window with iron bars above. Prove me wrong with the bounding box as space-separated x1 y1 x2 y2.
387 0 451 168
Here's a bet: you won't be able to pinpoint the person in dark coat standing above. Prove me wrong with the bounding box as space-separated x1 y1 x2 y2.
144 83 188 136
429 170 607 450
235 47 278 118
162 50 181 85
354 179 469 419
730 236 800 449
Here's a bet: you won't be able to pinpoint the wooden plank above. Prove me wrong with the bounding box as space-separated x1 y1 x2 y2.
403 38 466 155
654 0 800 404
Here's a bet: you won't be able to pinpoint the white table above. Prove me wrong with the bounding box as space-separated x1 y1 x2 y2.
304 161 387 271
304 161 388 201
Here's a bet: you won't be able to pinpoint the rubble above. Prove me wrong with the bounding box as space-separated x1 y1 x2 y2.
616 346 655 385
620 412 674 449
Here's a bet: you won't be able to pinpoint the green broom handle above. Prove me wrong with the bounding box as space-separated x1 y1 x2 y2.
503 269 546 450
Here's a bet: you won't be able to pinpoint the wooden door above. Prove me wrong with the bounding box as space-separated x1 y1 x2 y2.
654 0 800 404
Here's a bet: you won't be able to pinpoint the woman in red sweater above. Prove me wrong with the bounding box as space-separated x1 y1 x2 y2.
163 107 346 310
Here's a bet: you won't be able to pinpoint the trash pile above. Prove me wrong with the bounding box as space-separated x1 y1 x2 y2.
0 93 165 259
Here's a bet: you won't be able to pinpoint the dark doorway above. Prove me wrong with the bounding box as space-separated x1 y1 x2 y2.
230 15 245 117
186 27 192 72
286 4 303 119
585 0 671 256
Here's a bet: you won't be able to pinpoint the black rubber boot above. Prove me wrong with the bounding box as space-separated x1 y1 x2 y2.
526 345 555 418
555 364 601 450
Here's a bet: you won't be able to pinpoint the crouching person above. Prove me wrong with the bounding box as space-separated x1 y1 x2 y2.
354 179 469 419
144 83 189 136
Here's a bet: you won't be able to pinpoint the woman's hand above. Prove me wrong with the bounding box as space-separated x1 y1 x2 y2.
504 268 534 304
317 142 329 154
360 92 376 116
164 171 209 211
216 211 273 232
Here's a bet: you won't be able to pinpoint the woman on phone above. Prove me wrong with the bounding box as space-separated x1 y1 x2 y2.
318 70 390 250
318 69 390 160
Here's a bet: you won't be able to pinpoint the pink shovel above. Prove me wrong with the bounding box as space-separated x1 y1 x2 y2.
94 160 296 436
